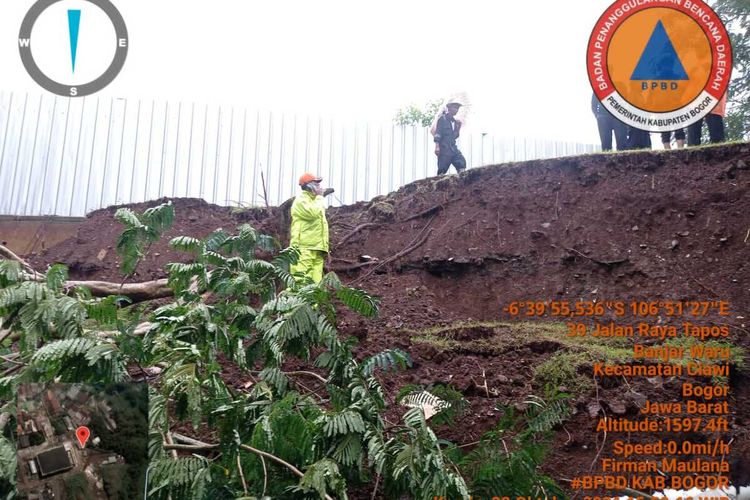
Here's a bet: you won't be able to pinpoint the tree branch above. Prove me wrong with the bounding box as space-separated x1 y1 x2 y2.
260 453 268 497
162 442 217 451
6 253 173 303
0 413 11 431
0 244 39 277
20 268 174 303
65 279 173 302
0 329 15 345
164 432 179 460
250 369 328 384
168 433 335 500
285 370 328 384
237 453 248 495
96 322 153 339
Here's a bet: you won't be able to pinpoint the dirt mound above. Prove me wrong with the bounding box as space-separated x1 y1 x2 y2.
25 142 750 491
329 144 750 331
27 197 279 282
30 145 750 324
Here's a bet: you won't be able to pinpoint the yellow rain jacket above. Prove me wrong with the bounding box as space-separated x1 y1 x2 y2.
290 191 329 283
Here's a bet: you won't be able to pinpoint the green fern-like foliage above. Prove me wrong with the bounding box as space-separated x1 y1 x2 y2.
524 393 571 434
0 262 145 396
0 435 16 496
0 275 103 351
319 409 366 437
242 394 324 497
459 391 569 498
466 440 563 498
44 264 68 292
0 260 21 287
32 337 127 382
361 349 411 376
335 287 379 318
149 456 213 500
292 458 348 499
1 205 477 500
115 201 174 276
382 407 470 500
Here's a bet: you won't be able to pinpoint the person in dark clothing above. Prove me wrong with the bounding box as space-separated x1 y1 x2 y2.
687 93 727 146
433 102 466 175
591 93 627 151
687 117 725 145
660 129 685 149
627 126 652 150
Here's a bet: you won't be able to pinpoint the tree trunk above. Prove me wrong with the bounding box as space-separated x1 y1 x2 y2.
66 279 173 303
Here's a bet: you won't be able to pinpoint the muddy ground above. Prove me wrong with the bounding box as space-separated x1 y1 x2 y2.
27 142 750 493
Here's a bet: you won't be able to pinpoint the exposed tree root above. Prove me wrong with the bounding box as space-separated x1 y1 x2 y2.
355 225 434 284
335 223 381 248
562 246 628 268
329 261 378 273
397 203 444 223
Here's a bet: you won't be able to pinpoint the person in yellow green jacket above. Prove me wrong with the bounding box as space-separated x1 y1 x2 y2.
290 172 329 283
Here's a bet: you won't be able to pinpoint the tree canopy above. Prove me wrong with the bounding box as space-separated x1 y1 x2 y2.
713 0 750 140
393 100 443 127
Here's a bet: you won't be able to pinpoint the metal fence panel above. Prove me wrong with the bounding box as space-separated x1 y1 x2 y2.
0 91 599 217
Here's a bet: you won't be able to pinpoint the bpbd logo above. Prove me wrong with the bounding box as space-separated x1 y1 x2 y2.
587 0 732 132
631 19 687 91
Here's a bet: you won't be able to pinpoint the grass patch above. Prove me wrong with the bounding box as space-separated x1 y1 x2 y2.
663 336 745 368
663 336 745 383
409 320 630 354
409 320 632 396
411 332 458 351
533 351 591 394
409 320 563 354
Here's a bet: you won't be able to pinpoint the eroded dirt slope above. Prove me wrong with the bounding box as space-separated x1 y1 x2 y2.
27 142 750 490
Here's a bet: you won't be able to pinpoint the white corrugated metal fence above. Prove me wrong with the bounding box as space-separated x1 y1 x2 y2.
0 91 599 217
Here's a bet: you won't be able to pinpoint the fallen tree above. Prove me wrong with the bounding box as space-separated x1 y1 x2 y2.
1 244 174 303
65 278 172 302
0 207 475 500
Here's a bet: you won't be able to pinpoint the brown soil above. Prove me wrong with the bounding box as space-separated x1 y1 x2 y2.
27 142 750 493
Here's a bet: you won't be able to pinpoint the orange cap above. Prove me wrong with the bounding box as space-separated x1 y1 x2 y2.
298 172 322 186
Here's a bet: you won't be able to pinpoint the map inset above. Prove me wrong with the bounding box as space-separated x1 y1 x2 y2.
16 383 147 500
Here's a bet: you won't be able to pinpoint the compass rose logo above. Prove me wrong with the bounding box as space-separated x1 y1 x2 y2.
18 0 128 97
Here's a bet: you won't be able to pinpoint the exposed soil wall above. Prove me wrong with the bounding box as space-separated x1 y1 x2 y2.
26 142 750 490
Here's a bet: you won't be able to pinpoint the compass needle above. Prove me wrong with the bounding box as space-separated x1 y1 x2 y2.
67 9 81 73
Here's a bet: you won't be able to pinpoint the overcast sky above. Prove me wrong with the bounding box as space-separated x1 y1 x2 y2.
2 0 642 144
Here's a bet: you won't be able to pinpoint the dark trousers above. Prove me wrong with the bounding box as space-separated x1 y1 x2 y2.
687 114 725 146
660 129 685 143
596 115 628 151
627 127 651 150
437 148 466 175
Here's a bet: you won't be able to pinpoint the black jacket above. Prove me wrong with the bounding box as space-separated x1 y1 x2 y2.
433 113 460 150
591 93 612 119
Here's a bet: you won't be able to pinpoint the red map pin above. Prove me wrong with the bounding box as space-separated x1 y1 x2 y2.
75 426 90 448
